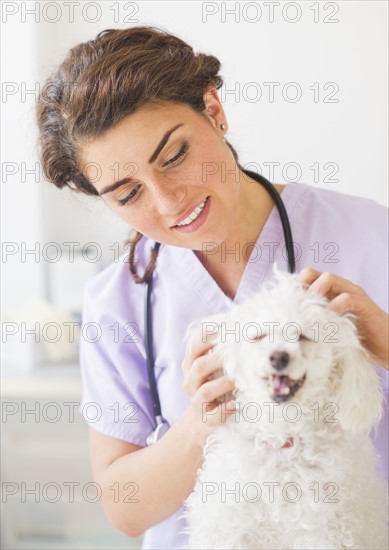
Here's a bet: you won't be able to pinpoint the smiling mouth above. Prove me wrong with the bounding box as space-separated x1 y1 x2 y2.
172 196 209 227
264 373 307 403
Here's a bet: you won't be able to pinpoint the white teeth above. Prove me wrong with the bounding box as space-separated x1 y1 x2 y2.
176 198 207 226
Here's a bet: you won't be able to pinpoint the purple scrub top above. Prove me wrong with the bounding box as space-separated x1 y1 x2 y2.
78 181 388 549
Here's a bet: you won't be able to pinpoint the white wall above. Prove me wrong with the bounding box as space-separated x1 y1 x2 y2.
2 0 388 313
2 14 45 309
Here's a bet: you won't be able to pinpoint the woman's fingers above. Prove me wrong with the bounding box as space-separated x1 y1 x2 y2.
326 290 364 315
298 268 366 300
298 267 389 370
181 325 219 374
193 375 237 431
195 375 235 406
181 322 237 446
183 354 227 397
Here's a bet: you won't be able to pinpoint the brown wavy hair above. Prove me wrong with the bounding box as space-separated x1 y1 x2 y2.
36 26 242 283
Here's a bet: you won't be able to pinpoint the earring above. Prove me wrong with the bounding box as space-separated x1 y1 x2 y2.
207 107 212 112
220 123 226 130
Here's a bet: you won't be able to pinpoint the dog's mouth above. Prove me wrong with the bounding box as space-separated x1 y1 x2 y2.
264 373 307 402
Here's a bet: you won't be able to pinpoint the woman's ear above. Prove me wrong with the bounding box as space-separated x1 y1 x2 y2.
203 87 227 130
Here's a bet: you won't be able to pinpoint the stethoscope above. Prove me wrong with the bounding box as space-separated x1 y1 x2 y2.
145 169 296 445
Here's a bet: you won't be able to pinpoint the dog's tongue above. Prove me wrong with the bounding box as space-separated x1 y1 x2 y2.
272 375 291 396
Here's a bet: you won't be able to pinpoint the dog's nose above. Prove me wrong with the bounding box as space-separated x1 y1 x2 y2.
270 351 289 371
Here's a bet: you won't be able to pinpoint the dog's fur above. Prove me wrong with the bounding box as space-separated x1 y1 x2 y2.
181 266 388 549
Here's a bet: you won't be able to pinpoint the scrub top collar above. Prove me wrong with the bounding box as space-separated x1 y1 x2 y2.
155 182 306 311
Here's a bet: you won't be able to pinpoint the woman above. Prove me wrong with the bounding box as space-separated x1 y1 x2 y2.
36 26 388 550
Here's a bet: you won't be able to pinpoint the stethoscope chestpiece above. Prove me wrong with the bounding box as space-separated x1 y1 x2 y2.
146 416 170 446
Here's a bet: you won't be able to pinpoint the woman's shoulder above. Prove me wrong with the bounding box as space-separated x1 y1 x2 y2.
282 181 387 233
282 181 388 311
284 181 387 213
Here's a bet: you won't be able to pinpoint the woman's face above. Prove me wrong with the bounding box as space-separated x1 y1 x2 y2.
79 94 243 251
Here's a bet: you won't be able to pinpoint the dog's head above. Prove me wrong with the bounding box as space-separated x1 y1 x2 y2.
194 265 383 435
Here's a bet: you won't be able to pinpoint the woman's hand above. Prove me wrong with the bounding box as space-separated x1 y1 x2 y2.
297 268 389 371
181 327 236 448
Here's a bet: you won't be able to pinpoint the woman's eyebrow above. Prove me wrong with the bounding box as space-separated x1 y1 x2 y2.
148 123 184 164
99 123 184 196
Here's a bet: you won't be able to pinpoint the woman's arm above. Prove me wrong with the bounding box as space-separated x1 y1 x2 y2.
90 407 204 538
297 268 389 370
90 333 236 537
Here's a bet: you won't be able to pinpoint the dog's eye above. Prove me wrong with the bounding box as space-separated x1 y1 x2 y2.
251 333 267 342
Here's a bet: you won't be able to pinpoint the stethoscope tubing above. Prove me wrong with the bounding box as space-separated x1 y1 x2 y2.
144 170 296 442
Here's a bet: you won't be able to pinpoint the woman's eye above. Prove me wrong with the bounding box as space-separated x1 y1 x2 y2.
118 185 140 206
116 143 189 206
163 142 189 167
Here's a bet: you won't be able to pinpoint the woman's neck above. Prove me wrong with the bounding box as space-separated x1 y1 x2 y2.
194 173 285 299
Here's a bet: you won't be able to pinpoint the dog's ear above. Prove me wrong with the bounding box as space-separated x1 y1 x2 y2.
334 317 383 435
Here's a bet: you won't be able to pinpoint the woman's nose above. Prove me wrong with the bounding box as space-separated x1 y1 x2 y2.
152 180 187 216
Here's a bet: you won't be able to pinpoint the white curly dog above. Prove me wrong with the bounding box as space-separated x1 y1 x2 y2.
181 266 388 549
